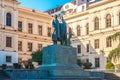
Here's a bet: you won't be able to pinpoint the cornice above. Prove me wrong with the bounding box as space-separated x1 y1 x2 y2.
18 6 52 20
4 0 19 5
65 0 119 22
18 32 52 43
18 33 52 43
88 0 117 9
65 11 89 21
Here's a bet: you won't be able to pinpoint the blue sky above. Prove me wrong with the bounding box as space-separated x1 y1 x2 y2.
18 0 72 12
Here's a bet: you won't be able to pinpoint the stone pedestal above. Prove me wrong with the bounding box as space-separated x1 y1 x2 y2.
37 45 90 77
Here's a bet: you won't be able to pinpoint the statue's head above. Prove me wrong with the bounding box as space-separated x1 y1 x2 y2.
54 15 57 19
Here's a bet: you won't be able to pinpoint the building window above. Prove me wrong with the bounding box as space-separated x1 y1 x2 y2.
6 56 12 63
18 21 22 32
95 58 100 68
94 17 99 30
77 45 81 53
94 39 99 49
28 42 32 52
38 25 42 35
106 37 112 47
28 23 33 34
86 44 89 52
77 25 80 36
106 14 111 28
86 23 89 35
82 6 84 11
48 27 51 37
18 41 22 51
86 59 89 62
119 13 120 25
6 37 12 47
38 44 42 51
6 13 12 26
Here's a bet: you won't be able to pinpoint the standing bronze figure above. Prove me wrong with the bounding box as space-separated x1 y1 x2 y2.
51 15 61 44
51 15 67 45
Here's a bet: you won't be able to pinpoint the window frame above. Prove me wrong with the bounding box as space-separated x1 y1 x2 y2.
18 41 22 51
28 42 32 52
106 37 112 47
18 21 22 32
77 25 81 36
28 23 33 34
86 23 89 35
94 39 99 49
77 45 81 54
6 37 12 47
94 17 99 30
106 14 111 28
6 13 12 26
38 25 42 35
47 27 51 37
6 56 12 63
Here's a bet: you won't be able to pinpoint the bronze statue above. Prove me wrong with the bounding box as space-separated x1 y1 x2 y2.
51 15 67 45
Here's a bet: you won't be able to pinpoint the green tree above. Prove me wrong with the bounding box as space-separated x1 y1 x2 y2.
31 50 42 65
108 32 120 61
106 62 115 69
83 62 92 69
108 44 120 61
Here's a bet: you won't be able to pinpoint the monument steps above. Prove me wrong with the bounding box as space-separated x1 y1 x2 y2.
0 70 10 80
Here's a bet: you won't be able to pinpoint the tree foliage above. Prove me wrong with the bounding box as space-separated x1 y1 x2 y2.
106 62 115 69
108 32 120 42
108 32 120 62
108 44 120 61
83 62 92 69
31 50 42 65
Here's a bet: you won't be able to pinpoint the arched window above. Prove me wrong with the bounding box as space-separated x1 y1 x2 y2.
106 14 111 28
94 17 99 30
6 13 12 26
77 25 80 36
86 23 89 35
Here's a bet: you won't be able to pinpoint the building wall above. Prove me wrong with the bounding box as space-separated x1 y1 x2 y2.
0 51 18 66
18 6 52 61
0 0 52 65
65 0 120 69
0 0 19 66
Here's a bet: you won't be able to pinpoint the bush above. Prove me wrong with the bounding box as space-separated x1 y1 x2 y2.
29 64 34 69
2 64 7 69
31 50 42 65
13 63 22 69
83 62 92 69
77 59 83 67
106 62 115 69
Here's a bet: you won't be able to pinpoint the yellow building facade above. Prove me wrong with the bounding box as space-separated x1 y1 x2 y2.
64 0 120 69
0 0 52 66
